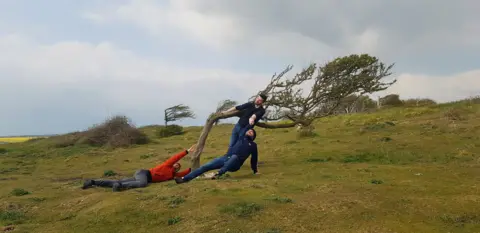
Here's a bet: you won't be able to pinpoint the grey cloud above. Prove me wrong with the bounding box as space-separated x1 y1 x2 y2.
175 0 480 72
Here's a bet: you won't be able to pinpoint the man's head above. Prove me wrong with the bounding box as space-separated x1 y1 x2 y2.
245 128 257 141
255 94 268 105
173 163 181 172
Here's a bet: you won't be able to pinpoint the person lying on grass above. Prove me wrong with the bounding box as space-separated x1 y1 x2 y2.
82 144 197 192
175 128 258 184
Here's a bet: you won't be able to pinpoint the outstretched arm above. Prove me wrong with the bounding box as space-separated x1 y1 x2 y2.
163 150 189 167
163 144 197 167
250 145 258 174
224 102 253 113
174 168 192 177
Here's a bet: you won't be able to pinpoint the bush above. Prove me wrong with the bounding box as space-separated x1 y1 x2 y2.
11 188 30 196
403 98 437 107
380 94 403 107
0 148 7 154
219 202 263 218
52 115 149 148
157 125 184 138
103 170 117 177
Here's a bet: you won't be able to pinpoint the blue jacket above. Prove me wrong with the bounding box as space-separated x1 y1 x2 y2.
226 129 258 173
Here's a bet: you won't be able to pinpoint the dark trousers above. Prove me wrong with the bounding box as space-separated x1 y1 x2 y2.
182 154 242 182
94 169 151 189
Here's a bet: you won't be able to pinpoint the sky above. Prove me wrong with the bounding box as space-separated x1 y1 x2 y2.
1 0 479 136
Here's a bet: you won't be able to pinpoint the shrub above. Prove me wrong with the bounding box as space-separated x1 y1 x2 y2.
0 210 26 225
219 202 263 218
380 94 403 107
11 188 30 196
52 115 149 148
81 116 149 147
403 98 437 107
103 170 117 177
157 125 184 138
265 195 293 203
167 216 181 225
0 148 7 154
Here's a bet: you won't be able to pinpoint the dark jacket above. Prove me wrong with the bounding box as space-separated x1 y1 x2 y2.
235 102 266 127
226 129 258 173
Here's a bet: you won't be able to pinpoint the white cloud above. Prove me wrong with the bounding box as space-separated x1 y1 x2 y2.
380 71 480 102
85 0 480 62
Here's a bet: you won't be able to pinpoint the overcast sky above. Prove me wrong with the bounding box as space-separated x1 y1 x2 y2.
1 0 479 136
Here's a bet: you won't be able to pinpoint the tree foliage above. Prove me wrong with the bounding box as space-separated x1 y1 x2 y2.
379 94 403 107
189 54 396 169
164 104 195 126
214 99 238 125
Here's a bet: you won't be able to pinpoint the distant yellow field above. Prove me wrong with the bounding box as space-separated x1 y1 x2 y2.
0 137 35 143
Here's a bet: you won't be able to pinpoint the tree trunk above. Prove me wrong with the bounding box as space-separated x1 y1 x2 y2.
189 111 303 169
190 110 240 169
164 110 168 126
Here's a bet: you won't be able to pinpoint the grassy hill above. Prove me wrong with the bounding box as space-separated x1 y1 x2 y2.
1 99 479 233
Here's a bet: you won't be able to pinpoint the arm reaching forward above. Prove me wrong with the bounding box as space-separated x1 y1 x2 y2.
163 144 197 167
223 102 253 114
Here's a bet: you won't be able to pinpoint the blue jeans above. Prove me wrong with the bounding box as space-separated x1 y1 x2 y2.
182 155 242 182
228 123 250 148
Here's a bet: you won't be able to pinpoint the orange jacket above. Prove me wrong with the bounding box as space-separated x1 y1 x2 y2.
149 150 191 182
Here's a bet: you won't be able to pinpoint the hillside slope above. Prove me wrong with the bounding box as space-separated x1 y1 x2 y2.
1 101 479 233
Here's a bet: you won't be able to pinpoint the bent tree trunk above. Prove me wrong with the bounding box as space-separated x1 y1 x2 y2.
190 110 240 169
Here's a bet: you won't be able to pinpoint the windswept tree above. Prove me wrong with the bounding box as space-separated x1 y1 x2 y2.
164 104 195 126
189 54 396 169
214 99 238 125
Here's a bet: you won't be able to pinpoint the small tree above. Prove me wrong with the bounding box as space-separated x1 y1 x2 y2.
380 94 403 107
214 99 238 125
164 104 195 126
189 54 396 169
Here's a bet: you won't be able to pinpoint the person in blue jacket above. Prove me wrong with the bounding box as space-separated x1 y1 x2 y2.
174 128 259 183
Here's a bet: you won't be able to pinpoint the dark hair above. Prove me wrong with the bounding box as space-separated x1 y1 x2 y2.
259 93 268 101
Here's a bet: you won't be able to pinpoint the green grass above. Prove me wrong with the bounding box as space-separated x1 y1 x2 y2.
1 101 480 232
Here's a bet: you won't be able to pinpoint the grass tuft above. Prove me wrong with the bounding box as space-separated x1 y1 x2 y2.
219 202 263 218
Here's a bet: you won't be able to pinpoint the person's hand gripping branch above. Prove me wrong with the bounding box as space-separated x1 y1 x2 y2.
187 144 197 153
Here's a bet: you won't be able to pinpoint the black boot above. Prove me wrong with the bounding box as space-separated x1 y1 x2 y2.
174 177 185 184
82 180 94 189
